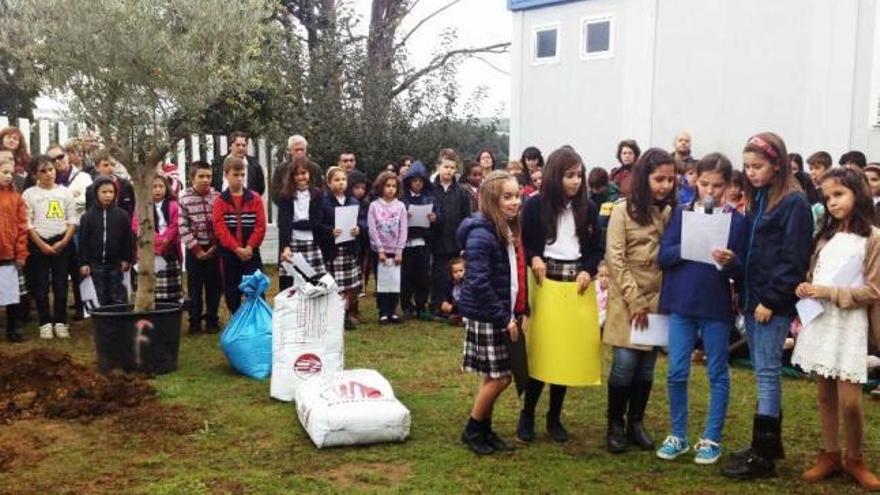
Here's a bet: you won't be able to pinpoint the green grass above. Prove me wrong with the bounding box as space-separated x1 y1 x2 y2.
2 267 879 494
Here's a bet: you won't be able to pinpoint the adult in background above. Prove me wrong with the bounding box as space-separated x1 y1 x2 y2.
270 134 321 206
211 131 266 195
339 151 358 174
0 126 31 192
521 147 544 174
477 149 497 176
609 139 640 197
672 131 696 175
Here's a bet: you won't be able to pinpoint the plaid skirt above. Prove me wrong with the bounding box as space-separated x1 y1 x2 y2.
462 318 511 378
280 238 326 278
155 256 182 304
545 258 580 283
17 267 26 296
328 244 362 292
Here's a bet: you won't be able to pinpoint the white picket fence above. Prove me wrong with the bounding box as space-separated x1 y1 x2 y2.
1 116 282 263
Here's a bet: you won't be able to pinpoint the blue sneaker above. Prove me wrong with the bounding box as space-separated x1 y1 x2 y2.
656 435 689 460
694 438 722 465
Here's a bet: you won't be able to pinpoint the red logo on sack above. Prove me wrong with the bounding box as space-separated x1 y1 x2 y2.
321 381 384 401
294 353 322 378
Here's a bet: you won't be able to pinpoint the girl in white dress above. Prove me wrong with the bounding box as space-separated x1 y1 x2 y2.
792 167 880 490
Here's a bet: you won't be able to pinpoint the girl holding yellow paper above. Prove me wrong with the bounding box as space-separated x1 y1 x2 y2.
517 147 602 444
604 148 676 454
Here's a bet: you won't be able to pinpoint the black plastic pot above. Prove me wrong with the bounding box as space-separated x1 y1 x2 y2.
90 303 183 374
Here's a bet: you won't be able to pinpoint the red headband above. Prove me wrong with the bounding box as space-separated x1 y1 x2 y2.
747 136 779 161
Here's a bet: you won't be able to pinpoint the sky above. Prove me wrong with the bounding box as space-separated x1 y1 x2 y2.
352 0 512 118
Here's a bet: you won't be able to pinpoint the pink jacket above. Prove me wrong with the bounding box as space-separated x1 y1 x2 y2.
131 199 182 259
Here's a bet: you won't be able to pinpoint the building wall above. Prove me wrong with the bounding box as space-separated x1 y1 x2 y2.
510 0 880 168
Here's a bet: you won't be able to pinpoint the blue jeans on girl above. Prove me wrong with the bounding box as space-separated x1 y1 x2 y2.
609 346 658 386
667 314 730 442
744 314 791 418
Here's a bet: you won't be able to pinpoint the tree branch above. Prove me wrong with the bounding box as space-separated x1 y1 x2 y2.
393 0 462 52
391 42 510 97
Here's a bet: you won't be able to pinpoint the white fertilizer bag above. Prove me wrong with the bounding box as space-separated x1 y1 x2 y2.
295 369 412 448
270 259 345 402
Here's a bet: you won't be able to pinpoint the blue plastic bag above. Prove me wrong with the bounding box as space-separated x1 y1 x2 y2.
220 270 273 380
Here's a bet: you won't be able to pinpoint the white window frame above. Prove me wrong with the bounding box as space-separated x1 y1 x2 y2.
580 14 614 61
531 22 560 65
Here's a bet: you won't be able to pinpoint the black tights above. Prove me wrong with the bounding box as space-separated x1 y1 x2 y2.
523 378 567 419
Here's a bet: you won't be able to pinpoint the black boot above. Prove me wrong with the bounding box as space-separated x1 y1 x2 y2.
461 417 493 455
721 415 778 479
6 305 22 343
730 412 785 461
6 328 23 343
606 384 630 453
626 381 655 450
515 409 535 444
483 418 512 452
546 385 569 443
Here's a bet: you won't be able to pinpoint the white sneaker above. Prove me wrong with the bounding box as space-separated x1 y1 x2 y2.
54 323 70 339
867 355 880 370
39 323 54 339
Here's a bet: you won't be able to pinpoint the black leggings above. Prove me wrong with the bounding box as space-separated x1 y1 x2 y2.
523 378 567 419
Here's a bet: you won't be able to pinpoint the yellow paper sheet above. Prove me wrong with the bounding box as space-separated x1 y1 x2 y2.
527 274 602 386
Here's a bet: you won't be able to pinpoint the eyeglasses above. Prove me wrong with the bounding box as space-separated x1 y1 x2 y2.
50 154 65 161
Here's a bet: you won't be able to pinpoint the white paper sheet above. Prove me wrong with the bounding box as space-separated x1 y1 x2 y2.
123 269 132 299
629 314 670 347
291 253 316 278
79 276 101 318
408 204 433 228
155 256 168 273
681 210 732 266
796 298 824 327
334 205 360 244
0 265 20 306
376 261 401 293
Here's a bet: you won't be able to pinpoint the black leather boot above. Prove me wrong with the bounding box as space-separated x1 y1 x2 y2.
626 381 655 450
606 384 630 453
461 417 493 455
730 412 785 460
721 415 778 479
515 409 535 443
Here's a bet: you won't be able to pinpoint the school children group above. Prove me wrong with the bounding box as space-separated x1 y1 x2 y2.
454 132 880 491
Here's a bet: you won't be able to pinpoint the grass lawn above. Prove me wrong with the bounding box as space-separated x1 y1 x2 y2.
1 266 878 494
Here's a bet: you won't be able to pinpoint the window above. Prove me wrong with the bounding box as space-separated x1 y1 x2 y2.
581 14 613 60
532 24 560 65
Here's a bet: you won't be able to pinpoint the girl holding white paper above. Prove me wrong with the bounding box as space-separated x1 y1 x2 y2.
278 158 331 283
656 153 748 465
321 167 363 330
518 146 601 445
603 148 676 454
791 167 880 490
721 133 813 480
0 156 28 342
367 171 407 324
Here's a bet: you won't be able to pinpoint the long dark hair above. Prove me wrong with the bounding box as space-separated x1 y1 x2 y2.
815 167 875 241
626 148 676 225
280 157 320 201
520 146 544 169
743 132 799 213
691 153 732 205
540 147 590 245
794 170 821 205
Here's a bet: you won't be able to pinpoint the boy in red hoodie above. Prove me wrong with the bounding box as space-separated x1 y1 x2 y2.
0 156 28 341
212 157 266 314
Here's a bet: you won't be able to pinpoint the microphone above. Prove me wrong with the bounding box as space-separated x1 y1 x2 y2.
702 194 715 215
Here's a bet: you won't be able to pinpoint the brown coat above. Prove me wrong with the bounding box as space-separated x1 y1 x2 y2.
603 200 671 350
806 227 880 351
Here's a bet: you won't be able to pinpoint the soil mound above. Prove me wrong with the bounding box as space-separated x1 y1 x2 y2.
0 349 156 422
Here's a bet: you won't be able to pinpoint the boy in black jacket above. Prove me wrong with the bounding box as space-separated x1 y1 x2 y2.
400 161 436 320
79 177 133 305
430 149 472 318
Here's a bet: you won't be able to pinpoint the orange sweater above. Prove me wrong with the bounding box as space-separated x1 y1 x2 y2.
0 186 29 264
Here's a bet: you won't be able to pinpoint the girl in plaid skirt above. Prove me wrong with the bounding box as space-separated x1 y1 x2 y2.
322 167 364 330
457 171 528 455
278 158 331 284
147 175 183 305
518 146 602 445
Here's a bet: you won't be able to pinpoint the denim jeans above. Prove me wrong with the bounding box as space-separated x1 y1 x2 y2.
608 346 658 386
744 314 791 418
91 263 128 307
667 313 731 442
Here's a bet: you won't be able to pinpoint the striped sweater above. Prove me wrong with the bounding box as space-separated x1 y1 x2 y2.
179 186 221 254
212 189 266 251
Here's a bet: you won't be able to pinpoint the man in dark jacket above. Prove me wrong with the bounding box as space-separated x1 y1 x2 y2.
79 176 134 306
430 156 472 316
400 161 436 320
211 131 266 196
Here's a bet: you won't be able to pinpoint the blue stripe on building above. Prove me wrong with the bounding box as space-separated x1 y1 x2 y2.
508 0 585 12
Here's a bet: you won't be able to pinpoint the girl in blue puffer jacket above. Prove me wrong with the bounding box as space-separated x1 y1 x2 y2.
457 170 528 456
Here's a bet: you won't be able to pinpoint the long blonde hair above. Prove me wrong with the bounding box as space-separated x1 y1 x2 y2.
479 170 521 247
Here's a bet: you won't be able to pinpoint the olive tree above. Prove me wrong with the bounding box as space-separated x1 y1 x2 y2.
3 0 279 310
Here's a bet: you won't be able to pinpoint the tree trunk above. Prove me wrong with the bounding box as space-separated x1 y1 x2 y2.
130 148 164 312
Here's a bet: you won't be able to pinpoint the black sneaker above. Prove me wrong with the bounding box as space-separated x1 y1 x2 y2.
485 430 513 452
547 417 570 443
461 430 493 455
6 331 23 343
389 315 402 324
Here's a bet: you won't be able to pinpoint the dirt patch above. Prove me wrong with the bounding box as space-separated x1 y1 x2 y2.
0 349 156 423
112 403 201 436
320 462 411 490
205 478 248 495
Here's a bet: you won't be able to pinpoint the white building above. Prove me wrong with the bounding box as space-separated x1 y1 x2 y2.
508 0 880 167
